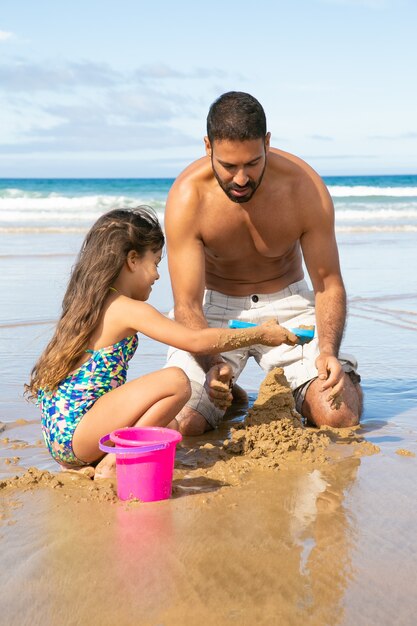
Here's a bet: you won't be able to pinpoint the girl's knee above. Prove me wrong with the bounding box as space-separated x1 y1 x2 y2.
165 367 192 400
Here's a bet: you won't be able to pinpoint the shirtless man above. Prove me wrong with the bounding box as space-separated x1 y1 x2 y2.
165 91 362 435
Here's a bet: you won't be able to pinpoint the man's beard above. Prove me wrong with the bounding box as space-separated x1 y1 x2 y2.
212 160 266 204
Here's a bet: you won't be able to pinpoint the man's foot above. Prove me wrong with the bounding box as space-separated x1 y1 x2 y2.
231 383 249 405
94 453 117 480
175 407 212 436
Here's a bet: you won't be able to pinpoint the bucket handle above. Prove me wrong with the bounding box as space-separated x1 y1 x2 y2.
99 434 169 456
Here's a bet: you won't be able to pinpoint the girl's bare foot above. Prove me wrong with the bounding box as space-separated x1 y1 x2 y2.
94 453 117 480
61 465 95 479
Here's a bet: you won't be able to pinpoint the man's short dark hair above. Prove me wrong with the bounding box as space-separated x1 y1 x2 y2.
206 91 267 143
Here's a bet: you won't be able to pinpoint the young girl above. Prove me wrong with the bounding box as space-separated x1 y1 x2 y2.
26 207 297 477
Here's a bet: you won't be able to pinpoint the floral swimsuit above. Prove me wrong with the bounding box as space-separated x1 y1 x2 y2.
38 335 138 467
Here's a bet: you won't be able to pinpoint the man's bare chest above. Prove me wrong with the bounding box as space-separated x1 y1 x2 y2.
200 204 300 261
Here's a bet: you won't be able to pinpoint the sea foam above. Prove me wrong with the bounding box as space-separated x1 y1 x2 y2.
328 185 417 197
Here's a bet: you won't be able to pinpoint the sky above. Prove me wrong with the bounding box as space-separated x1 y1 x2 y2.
0 0 416 178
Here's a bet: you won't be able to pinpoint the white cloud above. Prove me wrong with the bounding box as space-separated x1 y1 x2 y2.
134 63 229 81
0 30 14 41
0 55 216 156
320 0 389 7
305 154 377 159
309 134 334 142
0 59 232 93
0 59 120 91
369 132 417 140
134 64 184 79
0 101 199 153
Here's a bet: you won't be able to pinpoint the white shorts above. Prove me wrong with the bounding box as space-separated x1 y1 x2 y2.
166 280 359 428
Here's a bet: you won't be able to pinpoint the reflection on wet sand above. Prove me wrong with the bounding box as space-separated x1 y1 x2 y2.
292 459 360 625
0 371 415 624
0 452 361 625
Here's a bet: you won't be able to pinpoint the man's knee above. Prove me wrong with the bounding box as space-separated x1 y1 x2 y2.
176 406 212 436
311 405 360 428
303 377 363 428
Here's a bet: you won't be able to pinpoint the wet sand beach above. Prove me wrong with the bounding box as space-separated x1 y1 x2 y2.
1 231 417 625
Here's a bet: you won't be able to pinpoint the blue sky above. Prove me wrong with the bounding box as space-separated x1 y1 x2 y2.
0 0 416 177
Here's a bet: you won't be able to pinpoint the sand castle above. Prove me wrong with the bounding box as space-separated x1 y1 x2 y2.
224 367 330 467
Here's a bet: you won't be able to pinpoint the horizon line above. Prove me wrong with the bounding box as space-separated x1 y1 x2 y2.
1 173 417 181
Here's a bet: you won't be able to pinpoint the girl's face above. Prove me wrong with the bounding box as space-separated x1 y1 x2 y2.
130 248 162 300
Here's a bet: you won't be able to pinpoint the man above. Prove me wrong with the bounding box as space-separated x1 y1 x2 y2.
165 91 362 435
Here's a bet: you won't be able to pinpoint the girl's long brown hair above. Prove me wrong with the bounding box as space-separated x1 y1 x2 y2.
26 206 164 399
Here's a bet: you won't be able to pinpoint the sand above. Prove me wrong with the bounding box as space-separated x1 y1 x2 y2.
1 398 416 626
1 426 415 625
1 231 417 625
0 368 380 504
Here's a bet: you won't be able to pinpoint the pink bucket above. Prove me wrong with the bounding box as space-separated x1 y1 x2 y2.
99 427 182 502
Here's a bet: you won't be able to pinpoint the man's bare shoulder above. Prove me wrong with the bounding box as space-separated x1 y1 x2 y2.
268 147 332 210
268 147 326 188
165 156 214 239
168 155 214 201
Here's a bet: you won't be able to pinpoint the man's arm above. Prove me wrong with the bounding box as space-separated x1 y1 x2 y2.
165 177 234 408
165 178 232 407
300 174 347 395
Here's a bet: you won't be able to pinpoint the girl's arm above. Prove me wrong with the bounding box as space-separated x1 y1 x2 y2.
114 297 298 353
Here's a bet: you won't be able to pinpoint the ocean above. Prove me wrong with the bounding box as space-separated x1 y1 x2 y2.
1 174 417 233
1 174 417 624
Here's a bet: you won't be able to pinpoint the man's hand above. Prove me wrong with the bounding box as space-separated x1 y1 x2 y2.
204 362 234 410
315 353 345 410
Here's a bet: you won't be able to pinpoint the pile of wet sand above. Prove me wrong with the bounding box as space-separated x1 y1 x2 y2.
0 467 118 503
174 368 332 489
176 368 380 487
224 368 330 466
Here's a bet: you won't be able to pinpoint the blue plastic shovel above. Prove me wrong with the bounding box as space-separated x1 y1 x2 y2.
228 319 315 344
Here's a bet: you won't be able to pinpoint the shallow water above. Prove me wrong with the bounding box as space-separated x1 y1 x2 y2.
1 231 417 625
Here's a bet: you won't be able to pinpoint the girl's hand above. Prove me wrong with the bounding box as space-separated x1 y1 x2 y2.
258 320 299 346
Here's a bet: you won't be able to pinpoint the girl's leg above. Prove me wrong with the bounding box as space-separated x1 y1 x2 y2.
72 367 190 465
